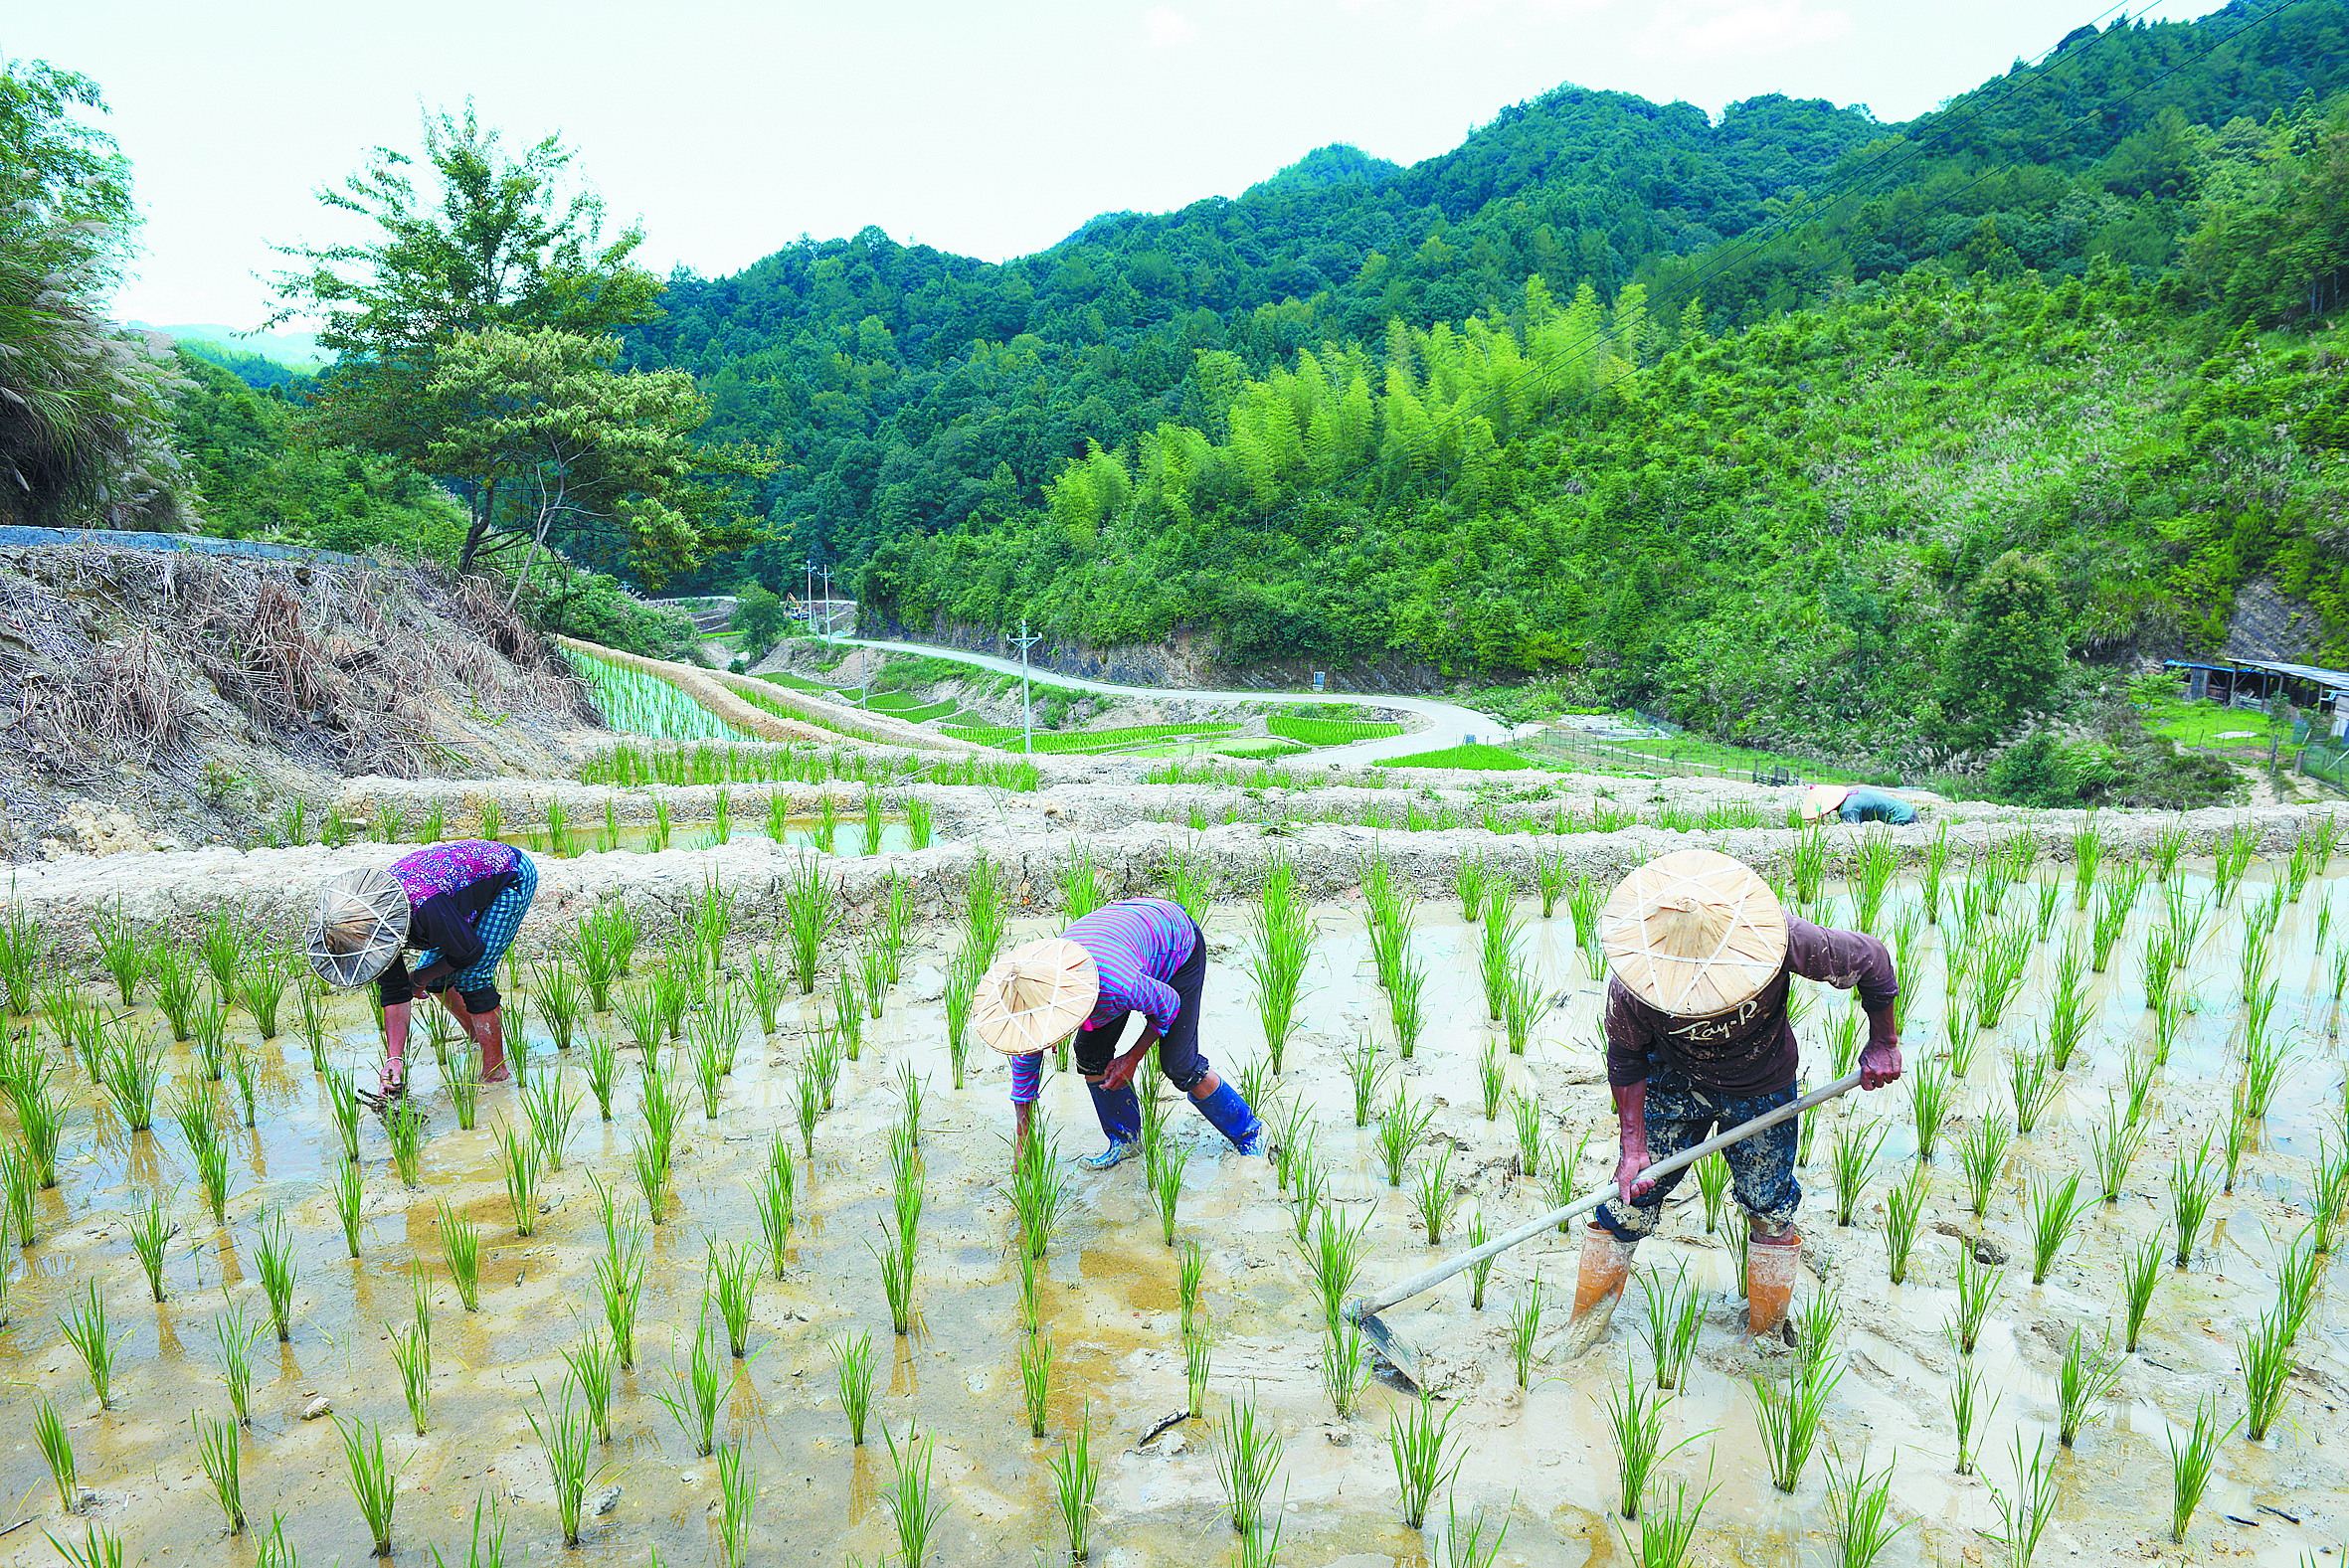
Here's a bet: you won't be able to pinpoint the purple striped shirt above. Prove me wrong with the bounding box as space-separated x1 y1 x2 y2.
1009 898 1197 1106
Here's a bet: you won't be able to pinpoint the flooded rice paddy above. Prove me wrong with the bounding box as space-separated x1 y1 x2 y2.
2 842 2346 1567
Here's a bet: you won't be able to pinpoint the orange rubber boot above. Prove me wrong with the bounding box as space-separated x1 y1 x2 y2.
1563 1223 1640 1356
1746 1223 1802 1339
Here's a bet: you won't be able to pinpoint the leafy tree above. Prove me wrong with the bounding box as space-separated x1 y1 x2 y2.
1937 552 2070 750
0 57 187 528
417 326 766 592
729 584 790 656
270 108 687 572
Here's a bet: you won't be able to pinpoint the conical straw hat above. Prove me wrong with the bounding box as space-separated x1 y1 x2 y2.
1599 848 1787 1019
305 867 411 989
972 939 1100 1056
1799 784 1850 822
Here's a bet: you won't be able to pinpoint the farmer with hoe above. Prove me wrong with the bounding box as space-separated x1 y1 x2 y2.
304 839 540 1100
1567 848 1901 1350
972 897 1264 1166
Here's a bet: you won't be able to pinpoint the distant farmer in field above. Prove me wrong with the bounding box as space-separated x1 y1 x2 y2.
304 839 540 1100
1800 784 1919 825
973 897 1264 1167
1566 848 1900 1350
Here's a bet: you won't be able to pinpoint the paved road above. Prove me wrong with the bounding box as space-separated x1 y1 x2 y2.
816 635 1536 764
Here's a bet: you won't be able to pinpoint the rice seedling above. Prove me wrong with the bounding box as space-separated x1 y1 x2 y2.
90 901 147 1006
439 1199 482 1311
1298 1202 1372 1333
119 1184 175 1302
1971 918 2033 1029
1818 1447 1906 1568
208 1302 260 1429
320 1068 361 1165
1509 1276 1543 1390
1388 1390 1461 1530
56 1280 119 1408
875 1223 917 1335
36 1396 79 1514
2335 944 2349 1005
1754 1353 1841 1494
880 1424 949 1568
2278 1223 2322 1343
1376 1086 1433 1187
2052 1324 2122 1449
655 1303 727 1458
1510 1088 1542 1177
1951 1251 2000 1354
527 1380 599 1549
386 1095 426 1187
2044 935 2089 1069
390 1312 431 1436
781 857 839 993
1545 1129 1592 1231
42 1523 124 1568
1312 1318 1370 1419
2025 1171 2091 1286
0 905 44 1016
1346 1036 1389 1129
1827 1006 1862 1079
2104 1229 2161 1356
1947 1347 1997 1476
1639 1262 1704 1389
708 1240 758 1359
192 1405 247 1534
1986 1433 2059 1567
1532 842 1569 918
2006 1041 2058 1137
2031 875 2062 944
1012 1328 1055 1439
1603 1363 1679 1518
1831 1116 1887 1226
339 1416 400 1557
200 907 247 1003
0 1142 31 1247
253 1205 298 1340
1047 1404 1104 1559
99 1032 162 1133
2168 1395 2234 1544
241 950 290 1040
819 1327 876 1447
2170 1137 2217 1267
1388 952 1428 1059
1411 1145 1459 1246
750 1138 797 1280
223 1040 263 1129
489 1122 538 1238
2242 1305 2295 1440
596 1216 645 1370
713 1441 756 1568
6 1066 62 1192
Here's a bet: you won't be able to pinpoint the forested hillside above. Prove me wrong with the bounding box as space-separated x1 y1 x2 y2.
625 0 2349 605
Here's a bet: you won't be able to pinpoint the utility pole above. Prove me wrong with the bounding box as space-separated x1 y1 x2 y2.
804 558 814 634
820 565 833 635
1010 617 1043 757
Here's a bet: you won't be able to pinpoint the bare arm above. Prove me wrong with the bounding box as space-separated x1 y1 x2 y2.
1095 1022 1161 1092
383 1000 413 1063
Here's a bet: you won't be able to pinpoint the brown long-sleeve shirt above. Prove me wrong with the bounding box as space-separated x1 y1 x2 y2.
1604 916 1898 1096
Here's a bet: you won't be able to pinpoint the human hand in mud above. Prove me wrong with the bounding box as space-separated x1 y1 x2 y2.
1858 1036 1901 1090
1614 1142 1654 1205
1097 1031 1156 1092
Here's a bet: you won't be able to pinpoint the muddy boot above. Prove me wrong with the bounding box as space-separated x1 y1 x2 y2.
1561 1223 1640 1356
1081 1081 1143 1169
1746 1221 1802 1340
1192 1080 1263 1154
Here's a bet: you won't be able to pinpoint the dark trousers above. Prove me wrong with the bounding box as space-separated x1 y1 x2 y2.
1072 914 1210 1093
1595 1066 1801 1240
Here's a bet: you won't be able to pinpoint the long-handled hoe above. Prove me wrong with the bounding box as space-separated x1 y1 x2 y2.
1349 1072 1864 1383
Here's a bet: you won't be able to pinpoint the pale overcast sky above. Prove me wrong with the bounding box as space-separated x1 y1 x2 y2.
19 0 2227 331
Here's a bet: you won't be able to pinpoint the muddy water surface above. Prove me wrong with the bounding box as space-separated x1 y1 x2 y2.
3 856 2348 1565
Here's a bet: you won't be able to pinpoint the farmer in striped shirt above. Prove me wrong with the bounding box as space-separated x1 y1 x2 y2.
973 898 1264 1166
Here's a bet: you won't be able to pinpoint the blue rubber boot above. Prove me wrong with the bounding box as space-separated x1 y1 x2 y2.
1193 1080 1263 1154
1080 1081 1143 1169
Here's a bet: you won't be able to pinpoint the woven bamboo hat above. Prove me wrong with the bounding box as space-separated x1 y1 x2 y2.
304 867 410 989
1599 848 1788 1018
972 939 1100 1056
1798 784 1851 822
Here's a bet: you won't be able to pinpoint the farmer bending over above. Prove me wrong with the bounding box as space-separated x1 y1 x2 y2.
305 839 540 1099
973 897 1263 1165
1567 848 1900 1351
1801 784 1919 826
